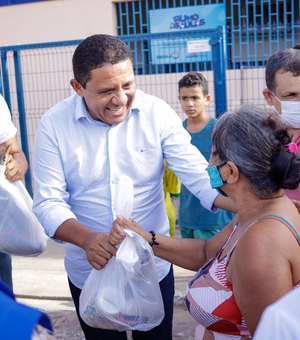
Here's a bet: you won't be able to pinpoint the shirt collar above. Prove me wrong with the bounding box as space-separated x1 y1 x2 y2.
74 94 88 120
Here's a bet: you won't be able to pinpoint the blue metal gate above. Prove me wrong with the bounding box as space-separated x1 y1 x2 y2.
1 0 300 193
0 40 80 195
121 26 227 116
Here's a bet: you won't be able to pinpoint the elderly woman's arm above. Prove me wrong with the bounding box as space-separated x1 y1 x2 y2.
109 216 236 271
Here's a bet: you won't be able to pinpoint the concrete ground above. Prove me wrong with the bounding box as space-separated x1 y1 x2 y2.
12 234 198 339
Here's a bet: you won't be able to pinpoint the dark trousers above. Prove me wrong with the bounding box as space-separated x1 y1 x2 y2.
0 252 12 290
68 266 174 340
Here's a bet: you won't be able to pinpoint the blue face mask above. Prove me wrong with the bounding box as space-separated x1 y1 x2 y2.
206 162 228 197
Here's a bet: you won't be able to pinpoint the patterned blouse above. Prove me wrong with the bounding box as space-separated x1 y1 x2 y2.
185 214 300 339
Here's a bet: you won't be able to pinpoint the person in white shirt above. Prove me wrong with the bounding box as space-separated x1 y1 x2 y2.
254 287 300 339
0 94 28 289
0 94 27 181
32 34 235 340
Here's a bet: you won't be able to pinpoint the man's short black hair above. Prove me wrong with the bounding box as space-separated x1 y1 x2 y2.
265 48 300 92
72 34 133 87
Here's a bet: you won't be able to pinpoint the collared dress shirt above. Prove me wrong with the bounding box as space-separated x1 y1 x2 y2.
33 89 218 288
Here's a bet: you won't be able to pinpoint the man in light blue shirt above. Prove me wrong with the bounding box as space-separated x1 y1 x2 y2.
33 34 235 340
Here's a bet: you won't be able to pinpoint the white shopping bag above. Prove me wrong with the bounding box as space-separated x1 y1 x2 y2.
0 165 48 256
79 174 164 331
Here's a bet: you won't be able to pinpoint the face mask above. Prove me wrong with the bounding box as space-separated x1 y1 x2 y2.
272 93 300 127
206 162 228 197
281 101 300 128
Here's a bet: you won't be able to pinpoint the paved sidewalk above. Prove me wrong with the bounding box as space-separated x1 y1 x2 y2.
12 237 198 339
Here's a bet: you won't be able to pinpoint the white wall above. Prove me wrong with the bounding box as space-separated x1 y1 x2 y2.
0 0 117 46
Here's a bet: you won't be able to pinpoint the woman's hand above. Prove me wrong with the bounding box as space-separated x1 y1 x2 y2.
108 217 126 245
109 216 149 245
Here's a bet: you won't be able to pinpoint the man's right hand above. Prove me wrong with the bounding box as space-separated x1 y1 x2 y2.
83 231 117 270
55 219 117 270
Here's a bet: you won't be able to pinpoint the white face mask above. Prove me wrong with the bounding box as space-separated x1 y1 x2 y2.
281 101 300 128
272 93 300 127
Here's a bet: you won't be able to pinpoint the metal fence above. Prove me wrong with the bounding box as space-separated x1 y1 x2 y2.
0 41 79 194
116 0 300 67
1 0 300 193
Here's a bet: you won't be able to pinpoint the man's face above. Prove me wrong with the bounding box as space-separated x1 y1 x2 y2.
263 72 300 150
178 86 210 119
71 59 136 125
263 71 300 113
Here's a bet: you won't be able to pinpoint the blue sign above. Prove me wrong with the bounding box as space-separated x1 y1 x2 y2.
0 0 43 5
149 4 226 65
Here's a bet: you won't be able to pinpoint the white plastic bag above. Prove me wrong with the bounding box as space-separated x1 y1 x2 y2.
0 165 48 256
79 229 165 331
79 174 165 331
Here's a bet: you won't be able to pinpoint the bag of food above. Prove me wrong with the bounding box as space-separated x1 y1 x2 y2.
79 229 164 331
0 165 48 256
79 174 164 331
